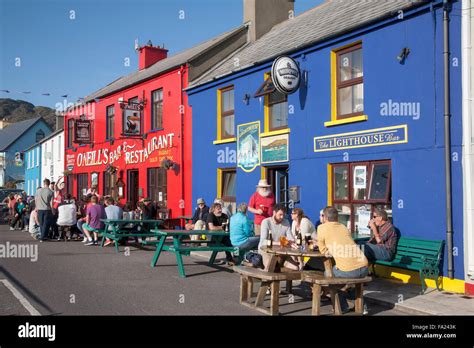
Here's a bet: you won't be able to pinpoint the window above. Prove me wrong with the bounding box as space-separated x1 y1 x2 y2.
335 43 364 119
67 119 74 147
91 172 99 188
218 86 235 140
36 148 39 167
44 143 47 162
151 89 163 130
36 129 45 142
331 160 391 234
148 168 167 209
51 139 54 161
106 105 115 140
218 168 236 202
268 90 288 131
58 136 61 161
66 176 74 197
77 173 88 198
27 152 30 169
103 171 117 198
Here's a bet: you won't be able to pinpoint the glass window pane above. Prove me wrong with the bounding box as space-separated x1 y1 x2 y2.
222 89 233 113
269 101 288 129
369 164 390 200
334 166 349 200
222 114 235 138
352 164 368 200
353 204 371 235
222 171 236 198
334 204 351 231
338 83 364 116
339 48 363 82
269 90 286 104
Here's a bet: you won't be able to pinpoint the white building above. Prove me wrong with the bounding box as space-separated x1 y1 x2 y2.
40 129 64 186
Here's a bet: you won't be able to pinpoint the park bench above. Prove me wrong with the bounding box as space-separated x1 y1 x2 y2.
371 237 445 294
233 265 302 316
302 271 372 315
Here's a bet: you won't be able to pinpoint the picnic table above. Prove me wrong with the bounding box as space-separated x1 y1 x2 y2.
148 229 238 278
100 219 164 252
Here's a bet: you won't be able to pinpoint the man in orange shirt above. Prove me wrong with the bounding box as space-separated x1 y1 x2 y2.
248 179 275 236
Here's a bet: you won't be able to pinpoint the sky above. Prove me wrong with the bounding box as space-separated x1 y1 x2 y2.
0 0 324 110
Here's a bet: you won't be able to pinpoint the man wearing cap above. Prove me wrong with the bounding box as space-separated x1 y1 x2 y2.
186 198 209 231
248 179 275 236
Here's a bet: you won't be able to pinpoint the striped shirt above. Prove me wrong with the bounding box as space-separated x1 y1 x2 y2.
368 222 398 256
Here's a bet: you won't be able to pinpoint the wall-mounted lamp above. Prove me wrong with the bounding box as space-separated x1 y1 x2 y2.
397 47 410 64
303 70 309 86
243 93 251 105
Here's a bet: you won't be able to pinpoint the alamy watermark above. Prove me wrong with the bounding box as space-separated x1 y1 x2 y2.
0 242 38 262
380 99 421 120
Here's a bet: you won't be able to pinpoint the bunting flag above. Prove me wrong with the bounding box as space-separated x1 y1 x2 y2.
0 89 100 103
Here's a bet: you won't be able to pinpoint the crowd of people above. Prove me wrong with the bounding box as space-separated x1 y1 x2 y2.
4 179 160 246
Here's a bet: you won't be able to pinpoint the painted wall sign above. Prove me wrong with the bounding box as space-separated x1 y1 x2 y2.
121 102 143 136
271 56 301 95
237 121 260 172
74 119 92 144
313 125 408 152
76 133 175 167
66 154 75 171
261 134 289 164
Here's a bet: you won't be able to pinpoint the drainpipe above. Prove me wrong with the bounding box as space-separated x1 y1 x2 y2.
180 65 186 217
443 0 454 279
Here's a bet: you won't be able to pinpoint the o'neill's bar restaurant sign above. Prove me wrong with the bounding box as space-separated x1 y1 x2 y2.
314 125 408 152
76 133 175 167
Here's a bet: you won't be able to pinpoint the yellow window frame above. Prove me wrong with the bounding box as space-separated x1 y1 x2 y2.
325 40 368 127
262 72 290 137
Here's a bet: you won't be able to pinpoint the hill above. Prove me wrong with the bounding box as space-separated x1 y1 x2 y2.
0 98 57 129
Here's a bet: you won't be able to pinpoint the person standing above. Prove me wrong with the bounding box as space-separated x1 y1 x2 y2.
35 179 54 242
248 179 275 236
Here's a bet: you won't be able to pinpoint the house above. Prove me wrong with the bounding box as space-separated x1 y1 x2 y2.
0 117 52 188
186 0 469 293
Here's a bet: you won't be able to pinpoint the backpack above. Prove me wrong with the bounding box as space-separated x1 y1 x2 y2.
244 252 264 269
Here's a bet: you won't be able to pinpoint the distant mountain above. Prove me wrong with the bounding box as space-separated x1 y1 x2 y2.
0 98 57 129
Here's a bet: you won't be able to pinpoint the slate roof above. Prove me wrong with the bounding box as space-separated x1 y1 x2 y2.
23 128 64 152
81 24 248 104
188 0 427 89
0 117 50 152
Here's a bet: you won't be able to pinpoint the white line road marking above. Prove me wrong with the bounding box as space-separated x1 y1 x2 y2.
0 279 41 315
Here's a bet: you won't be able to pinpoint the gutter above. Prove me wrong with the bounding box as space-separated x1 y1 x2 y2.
443 0 454 279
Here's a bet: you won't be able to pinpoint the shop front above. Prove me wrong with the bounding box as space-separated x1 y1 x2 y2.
187 0 467 293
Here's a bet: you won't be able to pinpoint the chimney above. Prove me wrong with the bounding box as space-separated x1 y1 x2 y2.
56 114 64 131
138 40 168 70
0 119 9 130
243 0 294 43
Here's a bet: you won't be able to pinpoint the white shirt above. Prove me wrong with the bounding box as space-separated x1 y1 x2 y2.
57 203 77 226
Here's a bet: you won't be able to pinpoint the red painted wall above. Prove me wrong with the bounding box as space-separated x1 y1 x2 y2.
64 65 192 217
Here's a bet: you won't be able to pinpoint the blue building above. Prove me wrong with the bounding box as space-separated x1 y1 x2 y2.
0 117 52 189
24 142 42 196
187 1 467 292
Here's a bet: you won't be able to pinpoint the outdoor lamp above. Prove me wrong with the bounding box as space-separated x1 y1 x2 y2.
397 47 410 64
243 93 251 105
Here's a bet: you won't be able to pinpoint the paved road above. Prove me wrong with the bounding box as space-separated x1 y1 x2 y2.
0 226 404 316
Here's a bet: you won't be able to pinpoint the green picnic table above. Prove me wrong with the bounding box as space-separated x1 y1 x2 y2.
100 219 164 252
148 229 238 278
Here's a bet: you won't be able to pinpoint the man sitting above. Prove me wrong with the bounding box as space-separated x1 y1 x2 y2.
57 194 77 240
187 198 209 241
103 197 123 247
83 195 106 246
317 206 369 313
207 202 235 265
258 203 299 271
363 208 398 263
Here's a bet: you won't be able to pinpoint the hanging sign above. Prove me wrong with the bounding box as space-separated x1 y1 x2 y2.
271 56 301 95
74 119 92 144
121 102 143 136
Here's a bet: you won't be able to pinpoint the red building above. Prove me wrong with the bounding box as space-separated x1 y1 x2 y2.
64 27 249 217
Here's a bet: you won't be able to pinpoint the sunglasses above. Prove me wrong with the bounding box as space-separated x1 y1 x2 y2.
373 215 379 218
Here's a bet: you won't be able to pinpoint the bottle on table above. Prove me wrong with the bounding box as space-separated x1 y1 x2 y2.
296 230 302 247
267 230 273 249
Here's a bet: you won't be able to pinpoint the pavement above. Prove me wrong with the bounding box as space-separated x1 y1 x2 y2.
0 226 405 316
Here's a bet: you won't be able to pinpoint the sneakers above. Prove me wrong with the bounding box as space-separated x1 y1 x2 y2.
82 237 88 243
104 239 114 247
84 240 95 246
9 227 14 231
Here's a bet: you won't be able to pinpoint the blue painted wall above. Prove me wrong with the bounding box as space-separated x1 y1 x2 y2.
24 145 42 196
5 120 51 188
187 2 464 279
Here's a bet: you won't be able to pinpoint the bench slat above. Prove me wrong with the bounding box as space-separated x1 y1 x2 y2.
233 266 302 281
302 272 372 285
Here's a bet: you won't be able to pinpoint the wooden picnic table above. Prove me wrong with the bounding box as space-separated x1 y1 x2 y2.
100 219 164 252
148 229 238 278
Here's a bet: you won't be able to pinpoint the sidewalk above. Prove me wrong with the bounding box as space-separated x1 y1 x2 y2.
190 250 474 315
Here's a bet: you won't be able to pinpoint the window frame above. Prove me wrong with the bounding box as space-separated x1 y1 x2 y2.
335 43 364 120
218 168 236 203
67 119 74 148
106 104 115 140
151 88 164 131
103 171 117 198
217 86 235 141
147 167 167 208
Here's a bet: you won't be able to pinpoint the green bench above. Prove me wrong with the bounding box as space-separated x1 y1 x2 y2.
372 237 445 294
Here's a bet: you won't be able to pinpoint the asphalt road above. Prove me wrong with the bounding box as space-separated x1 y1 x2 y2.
0 226 405 316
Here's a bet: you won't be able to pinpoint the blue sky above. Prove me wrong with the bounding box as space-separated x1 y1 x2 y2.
0 0 324 110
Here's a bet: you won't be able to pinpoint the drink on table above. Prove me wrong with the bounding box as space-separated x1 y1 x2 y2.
267 230 273 249
279 235 288 248
296 230 302 247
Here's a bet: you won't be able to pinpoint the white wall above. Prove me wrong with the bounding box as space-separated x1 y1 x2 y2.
41 131 64 184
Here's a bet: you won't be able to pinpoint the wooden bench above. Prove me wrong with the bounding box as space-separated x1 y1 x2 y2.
233 265 302 316
302 271 372 315
371 237 444 294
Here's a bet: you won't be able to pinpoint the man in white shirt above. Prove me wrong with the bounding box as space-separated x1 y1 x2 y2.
57 193 77 240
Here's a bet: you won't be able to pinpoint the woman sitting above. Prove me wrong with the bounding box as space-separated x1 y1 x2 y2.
230 202 259 251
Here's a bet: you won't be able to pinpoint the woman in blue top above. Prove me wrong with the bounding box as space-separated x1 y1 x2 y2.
230 202 259 250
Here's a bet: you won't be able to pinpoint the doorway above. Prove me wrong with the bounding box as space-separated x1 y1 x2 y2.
127 169 139 209
265 165 289 207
